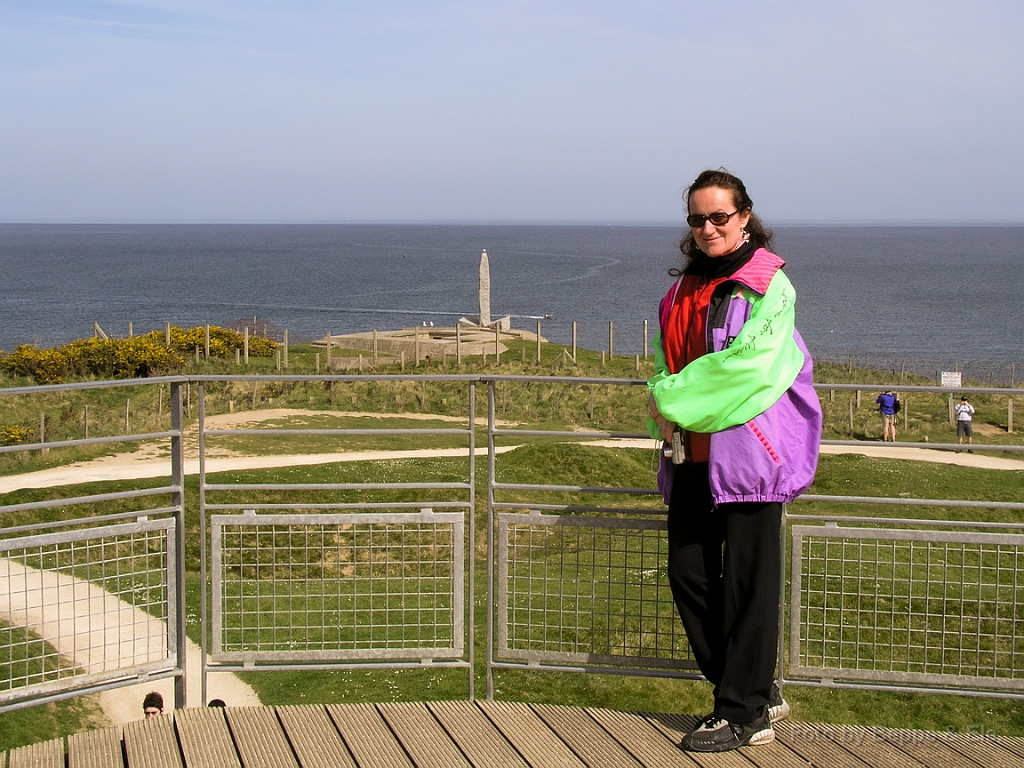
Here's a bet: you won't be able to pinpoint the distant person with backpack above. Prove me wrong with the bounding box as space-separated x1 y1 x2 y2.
876 390 899 442
956 395 975 452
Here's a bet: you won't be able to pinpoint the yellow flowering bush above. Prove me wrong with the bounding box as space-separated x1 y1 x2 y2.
63 337 184 379
156 326 277 358
0 425 35 446
0 345 70 383
1 325 277 383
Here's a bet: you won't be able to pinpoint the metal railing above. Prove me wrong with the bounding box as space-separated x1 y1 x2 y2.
1 373 1023 714
0 378 187 712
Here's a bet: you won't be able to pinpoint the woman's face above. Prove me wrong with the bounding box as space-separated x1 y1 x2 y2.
688 186 751 257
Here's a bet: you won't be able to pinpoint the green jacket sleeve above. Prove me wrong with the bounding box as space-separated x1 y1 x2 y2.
648 270 805 434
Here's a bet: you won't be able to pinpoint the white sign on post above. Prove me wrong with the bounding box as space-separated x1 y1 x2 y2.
941 372 962 388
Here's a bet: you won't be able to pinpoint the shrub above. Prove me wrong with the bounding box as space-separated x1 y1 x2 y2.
62 337 184 379
0 425 34 446
157 326 277 358
0 325 277 384
0 345 70 384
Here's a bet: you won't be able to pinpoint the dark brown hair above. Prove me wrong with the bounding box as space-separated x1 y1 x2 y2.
675 168 774 271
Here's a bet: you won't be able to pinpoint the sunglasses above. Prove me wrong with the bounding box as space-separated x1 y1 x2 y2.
686 210 740 228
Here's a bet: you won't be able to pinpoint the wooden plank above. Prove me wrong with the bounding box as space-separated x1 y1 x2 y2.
67 726 123 768
224 707 298 768
378 702 471 768
771 722 871 768
174 707 242 768
275 705 356 768
427 702 529 768
326 703 414 768
870 727 987 768
644 711 806 768
477 701 585 768
124 715 185 768
991 736 1024 762
802 725 924 768
586 709 703 768
933 731 1024 767
7 737 65 768
530 705 642 768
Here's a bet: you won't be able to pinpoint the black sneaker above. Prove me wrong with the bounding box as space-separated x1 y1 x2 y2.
681 711 774 752
768 681 791 723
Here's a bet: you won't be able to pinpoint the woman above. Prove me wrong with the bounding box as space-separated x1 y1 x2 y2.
647 169 821 753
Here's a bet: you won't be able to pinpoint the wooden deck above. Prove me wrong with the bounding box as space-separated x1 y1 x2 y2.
7 701 1024 767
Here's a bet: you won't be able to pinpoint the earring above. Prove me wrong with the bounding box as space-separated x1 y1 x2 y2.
741 228 749 239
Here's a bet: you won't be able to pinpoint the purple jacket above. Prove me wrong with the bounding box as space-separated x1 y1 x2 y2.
654 250 822 506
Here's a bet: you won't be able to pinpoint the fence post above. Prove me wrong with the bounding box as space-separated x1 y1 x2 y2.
571 321 577 361
536 321 541 363
39 412 47 455
643 320 648 359
169 380 186 709
849 400 854 437
608 321 614 359
165 321 171 345
495 326 501 363
204 325 210 359
373 329 378 363
325 331 331 369
1010 396 1015 434
456 326 462 365
283 329 289 368
243 327 250 365
415 326 421 365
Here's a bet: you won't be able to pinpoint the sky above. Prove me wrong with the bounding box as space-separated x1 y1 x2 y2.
2 1 1023 224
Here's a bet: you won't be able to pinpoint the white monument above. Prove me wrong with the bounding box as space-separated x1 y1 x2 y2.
479 249 491 327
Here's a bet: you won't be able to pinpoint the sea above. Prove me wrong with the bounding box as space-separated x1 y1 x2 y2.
2 223 1022 381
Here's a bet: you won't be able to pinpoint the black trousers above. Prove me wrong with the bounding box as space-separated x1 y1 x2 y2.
666 462 782 724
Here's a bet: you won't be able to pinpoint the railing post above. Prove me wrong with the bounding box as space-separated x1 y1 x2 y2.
486 380 497 700
197 381 209 707
169 380 187 709
467 380 476 701
778 504 788 686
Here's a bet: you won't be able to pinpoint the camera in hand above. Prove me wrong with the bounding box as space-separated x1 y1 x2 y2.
662 431 683 464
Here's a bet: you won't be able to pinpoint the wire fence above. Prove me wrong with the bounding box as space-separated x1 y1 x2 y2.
2 373 1024 713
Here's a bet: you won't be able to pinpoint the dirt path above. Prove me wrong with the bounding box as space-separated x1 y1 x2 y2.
0 560 260 727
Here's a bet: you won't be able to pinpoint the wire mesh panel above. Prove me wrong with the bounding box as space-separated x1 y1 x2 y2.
0 519 177 704
210 510 465 663
790 523 1024 693
496 511 693 669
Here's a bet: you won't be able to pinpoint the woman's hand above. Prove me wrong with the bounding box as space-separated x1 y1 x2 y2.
648 394 675 442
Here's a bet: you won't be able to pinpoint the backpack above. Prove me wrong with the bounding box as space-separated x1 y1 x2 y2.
893 396 901 414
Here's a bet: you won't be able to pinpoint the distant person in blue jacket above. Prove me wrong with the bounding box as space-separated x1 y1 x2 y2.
876 390 898 442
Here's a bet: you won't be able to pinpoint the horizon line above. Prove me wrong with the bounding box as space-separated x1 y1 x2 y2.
3 219 1024 227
